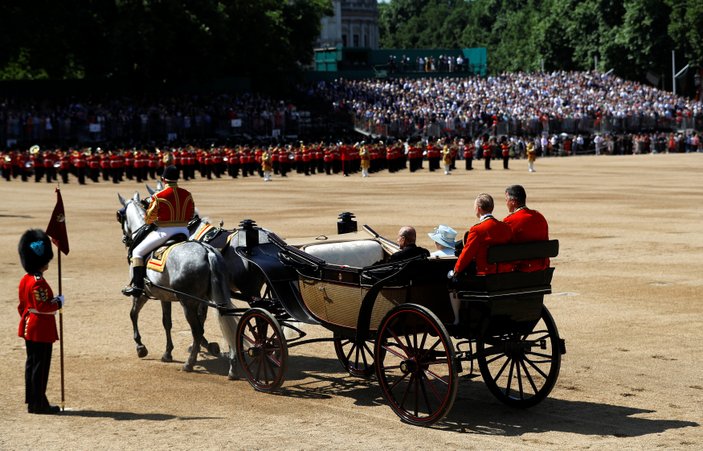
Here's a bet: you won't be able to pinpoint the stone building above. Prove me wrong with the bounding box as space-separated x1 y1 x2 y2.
318 0 379 49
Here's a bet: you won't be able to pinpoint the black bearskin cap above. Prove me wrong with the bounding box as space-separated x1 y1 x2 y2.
18 229 54 274
162 165 179 182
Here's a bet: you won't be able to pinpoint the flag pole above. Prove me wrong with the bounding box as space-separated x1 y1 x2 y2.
58 248 65 411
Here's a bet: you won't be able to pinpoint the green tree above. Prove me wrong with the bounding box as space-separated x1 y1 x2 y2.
0 0 332 82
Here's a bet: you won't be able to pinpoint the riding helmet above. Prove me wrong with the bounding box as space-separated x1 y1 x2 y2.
18 229 54 274
162 165 179 182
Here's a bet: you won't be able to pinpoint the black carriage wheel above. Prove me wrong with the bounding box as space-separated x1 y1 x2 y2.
333 333 375 378
477 306 562 408
374 304 458 426
236 307 288 392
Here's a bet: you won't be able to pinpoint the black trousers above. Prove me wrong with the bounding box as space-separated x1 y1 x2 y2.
25 340 53 410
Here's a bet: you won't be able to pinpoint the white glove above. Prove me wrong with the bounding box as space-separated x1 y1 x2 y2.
447 270 455 279
55 295 65 307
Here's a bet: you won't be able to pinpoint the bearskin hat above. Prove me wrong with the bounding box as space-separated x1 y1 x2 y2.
162 165 179 182
18 229 54 274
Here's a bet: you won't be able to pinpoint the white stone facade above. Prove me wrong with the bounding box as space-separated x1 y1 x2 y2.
317 0 379 49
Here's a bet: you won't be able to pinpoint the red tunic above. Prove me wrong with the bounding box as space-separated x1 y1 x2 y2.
503 207 550 271
18 274 59 343
454 216 512 275
145 183 195 227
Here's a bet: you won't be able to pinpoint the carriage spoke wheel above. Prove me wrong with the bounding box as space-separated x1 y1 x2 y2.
477 306 562 407
333 333 375 378
236 308 288 391
375 304 458 426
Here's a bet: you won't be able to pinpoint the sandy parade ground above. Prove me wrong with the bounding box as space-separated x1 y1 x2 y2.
0 153 701 450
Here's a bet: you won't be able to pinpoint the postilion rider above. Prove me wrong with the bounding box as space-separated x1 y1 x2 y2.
122 165 195 297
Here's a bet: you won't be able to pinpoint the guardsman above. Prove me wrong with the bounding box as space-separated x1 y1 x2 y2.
501 137 510 170
226 147 239 178
43 148 57 183
148 150 159 180
109 150 125 184
132 149 145 183
482 137 492 170
211 147 223 178
3 152 13 181
88 150 100 182
17 229 64 415
58 151 71 184
279 145 291 177
16 150 30 181
99 149 111 181
463 138 474 170
323 146 334 175
31 146 44 183
124 149 134 180
72 149 87 185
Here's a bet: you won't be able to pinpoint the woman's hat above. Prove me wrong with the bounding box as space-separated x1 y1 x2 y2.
162 165 179 182
18 229 54 274
428 225 457 249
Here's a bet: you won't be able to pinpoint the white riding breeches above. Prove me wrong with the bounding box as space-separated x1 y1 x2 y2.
131 226 189 263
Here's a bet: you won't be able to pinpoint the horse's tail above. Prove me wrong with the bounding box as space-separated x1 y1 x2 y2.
204 244 239 353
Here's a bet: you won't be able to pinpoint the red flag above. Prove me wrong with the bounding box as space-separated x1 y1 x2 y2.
46 187 70 255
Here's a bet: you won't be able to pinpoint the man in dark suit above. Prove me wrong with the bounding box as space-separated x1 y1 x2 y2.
389 226 430 262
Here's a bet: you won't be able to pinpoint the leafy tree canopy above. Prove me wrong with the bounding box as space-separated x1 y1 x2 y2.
379 0 703 85
0 0 332 82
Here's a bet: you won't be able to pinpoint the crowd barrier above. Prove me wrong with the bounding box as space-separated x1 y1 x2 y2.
354 114 703 140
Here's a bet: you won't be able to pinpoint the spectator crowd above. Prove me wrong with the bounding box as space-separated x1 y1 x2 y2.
2 70 702 185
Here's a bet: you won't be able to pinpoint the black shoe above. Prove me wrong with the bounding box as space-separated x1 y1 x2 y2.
122 285 143 297
32 404 61 414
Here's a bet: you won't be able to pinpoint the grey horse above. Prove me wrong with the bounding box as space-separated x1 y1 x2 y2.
117 192 239 375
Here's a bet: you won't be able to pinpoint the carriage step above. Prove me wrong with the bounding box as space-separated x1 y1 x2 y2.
559 339 567 355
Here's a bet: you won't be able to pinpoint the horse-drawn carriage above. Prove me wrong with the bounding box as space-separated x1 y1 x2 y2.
225 215 565 426
117 194 565 426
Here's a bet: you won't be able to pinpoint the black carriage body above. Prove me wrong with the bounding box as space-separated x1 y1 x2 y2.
233 223 565 425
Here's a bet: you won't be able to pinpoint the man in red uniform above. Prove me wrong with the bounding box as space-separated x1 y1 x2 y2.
17 229 64 414
122 166 195 297
452 193 512 276
503 185 550 271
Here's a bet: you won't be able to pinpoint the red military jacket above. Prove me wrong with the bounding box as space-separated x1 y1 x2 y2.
145 182 195 227
454 215 512 275
18 273 59 343
503 206 550 271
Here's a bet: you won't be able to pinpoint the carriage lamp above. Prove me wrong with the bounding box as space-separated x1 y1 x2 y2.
239 219 259 253
337 212 357 234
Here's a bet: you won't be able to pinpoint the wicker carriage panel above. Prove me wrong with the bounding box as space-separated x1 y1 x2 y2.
299 277 364 328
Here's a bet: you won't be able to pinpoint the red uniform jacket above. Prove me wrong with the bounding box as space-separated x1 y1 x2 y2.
454 216 512 275
145 183 195 227
18 274 59 343
503 207 550 271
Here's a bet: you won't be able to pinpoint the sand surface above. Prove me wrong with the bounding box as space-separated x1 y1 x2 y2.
0 154 701 450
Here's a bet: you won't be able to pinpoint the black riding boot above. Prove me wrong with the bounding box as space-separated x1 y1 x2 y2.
122 266 145 297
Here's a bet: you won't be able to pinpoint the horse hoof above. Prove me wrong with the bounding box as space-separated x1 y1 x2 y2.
161 353 173 363
228 372 237 381
182 363 194 372
207 342 221 356
137 346 148 358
